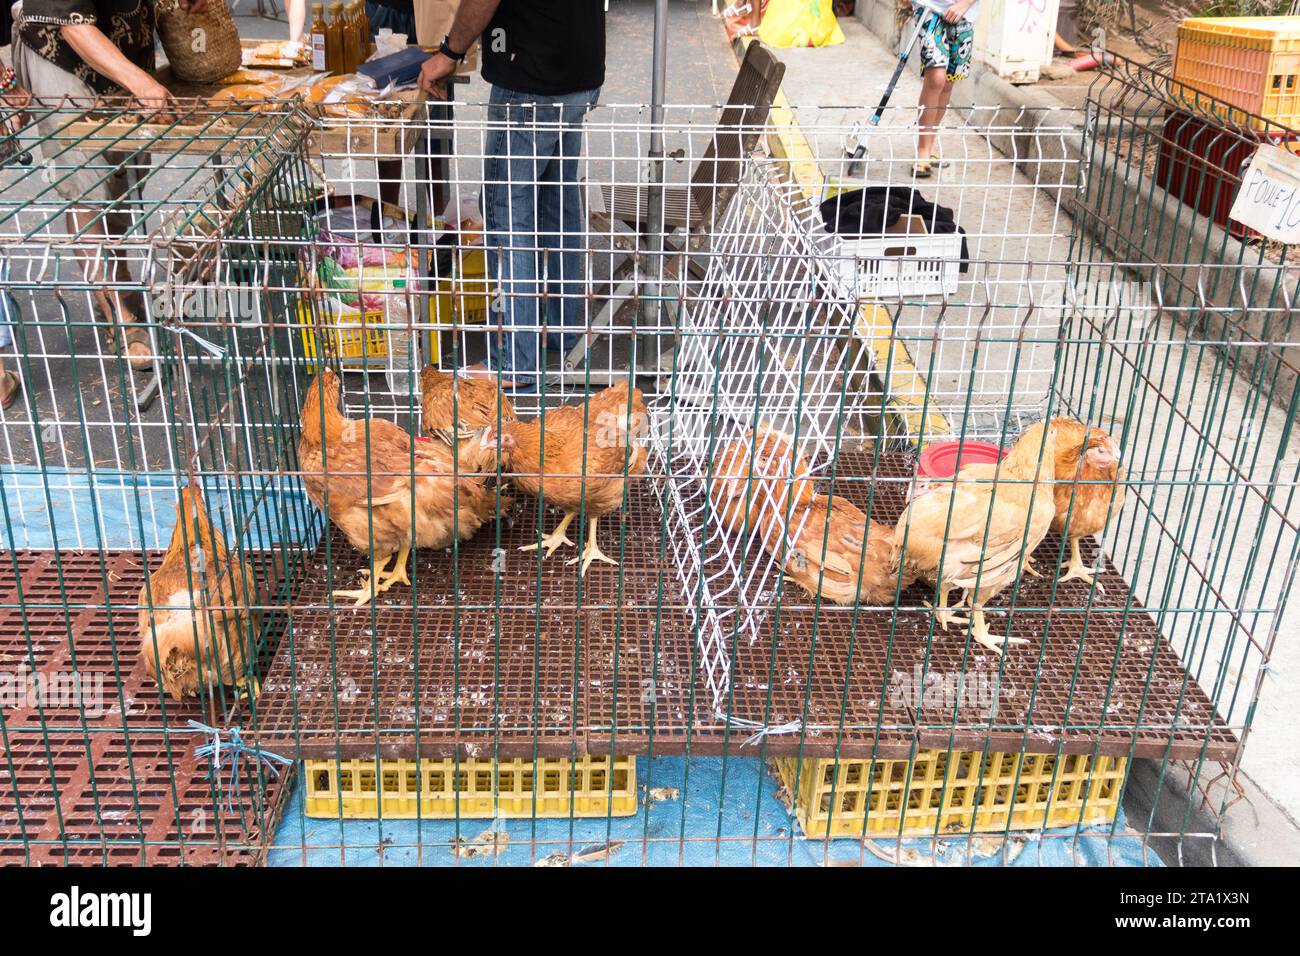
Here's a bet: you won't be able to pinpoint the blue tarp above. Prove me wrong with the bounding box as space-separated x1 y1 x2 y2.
0 466 318 551
268 756 1161 867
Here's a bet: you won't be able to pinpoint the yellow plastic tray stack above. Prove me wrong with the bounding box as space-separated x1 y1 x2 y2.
1173 16 1300 128
297 302 389 366
774 750 1128 839
431 246 491 328
304 755 638 819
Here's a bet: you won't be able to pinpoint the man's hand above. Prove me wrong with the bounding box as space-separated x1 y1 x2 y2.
178 0 209 12
942 0 974 23
419 52 456 99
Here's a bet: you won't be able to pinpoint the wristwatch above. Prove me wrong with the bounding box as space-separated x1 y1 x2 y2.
439 35 468 62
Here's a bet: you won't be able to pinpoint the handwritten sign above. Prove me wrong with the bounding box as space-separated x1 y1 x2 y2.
1230 144 1300 244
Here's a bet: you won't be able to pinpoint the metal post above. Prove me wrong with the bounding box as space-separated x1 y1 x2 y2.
639 0 670 376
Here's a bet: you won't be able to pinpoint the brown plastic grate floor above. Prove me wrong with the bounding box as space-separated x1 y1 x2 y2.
259 450 1237 763
0 549 295 866
256 479 680 759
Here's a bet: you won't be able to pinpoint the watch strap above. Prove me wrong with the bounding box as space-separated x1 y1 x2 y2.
439 36 468 62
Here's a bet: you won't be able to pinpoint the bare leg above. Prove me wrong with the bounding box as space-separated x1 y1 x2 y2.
1059 537 1102 590
286 0 308 44
520 510 576 557
916 67 950 170
67 207 151 369
929 78 954 162
567 515 619 576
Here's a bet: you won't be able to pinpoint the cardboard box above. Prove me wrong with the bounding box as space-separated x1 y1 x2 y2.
414 0 458 46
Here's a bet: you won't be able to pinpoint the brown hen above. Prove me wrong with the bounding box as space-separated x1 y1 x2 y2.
420 364 517 461
492 382 648 575
895 421 1058 654
139 484 259 700
708 425 815 545
1046 418 1124 588
298 368 512 605
770 491 908 606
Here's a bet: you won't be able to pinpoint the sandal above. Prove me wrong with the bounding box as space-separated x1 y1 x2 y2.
0 369 21 411
912 160 933 178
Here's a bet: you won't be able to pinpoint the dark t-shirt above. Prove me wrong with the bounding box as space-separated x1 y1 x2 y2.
480 0 605 96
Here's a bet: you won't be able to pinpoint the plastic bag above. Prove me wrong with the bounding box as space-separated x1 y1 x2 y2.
757 0 845 48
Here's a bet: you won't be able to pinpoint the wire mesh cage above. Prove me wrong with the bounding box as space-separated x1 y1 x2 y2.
0 100 321 863
0 62 1296 866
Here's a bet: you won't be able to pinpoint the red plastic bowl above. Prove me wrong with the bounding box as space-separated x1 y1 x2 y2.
918 440 1009 479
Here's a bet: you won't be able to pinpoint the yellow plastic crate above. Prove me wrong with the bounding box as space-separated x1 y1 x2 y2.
1174 16 1300 128
304 755 637 820
297 302 388 367
431 246 490 328
773 750 1127 839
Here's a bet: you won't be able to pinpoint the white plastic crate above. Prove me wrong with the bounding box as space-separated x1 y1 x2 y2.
833 230 963 300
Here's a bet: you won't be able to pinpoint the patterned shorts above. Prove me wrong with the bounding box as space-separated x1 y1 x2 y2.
914 6 975 83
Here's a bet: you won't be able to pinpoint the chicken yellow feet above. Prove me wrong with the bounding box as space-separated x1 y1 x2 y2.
333 552 398 606
924 589 969 630
1058 538 1104 591
1021 554 1041 577
384 546 412 587
969 609 1029 657
520 511 576 558
567 516 619 576
237 675 262 702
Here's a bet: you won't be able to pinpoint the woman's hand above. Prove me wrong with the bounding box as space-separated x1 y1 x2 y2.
61 24 180 120
127 75 178 122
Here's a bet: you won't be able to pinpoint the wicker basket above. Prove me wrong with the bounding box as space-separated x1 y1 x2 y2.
155 0 242 84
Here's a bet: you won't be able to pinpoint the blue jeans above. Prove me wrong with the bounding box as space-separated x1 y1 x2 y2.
483 84 600 387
